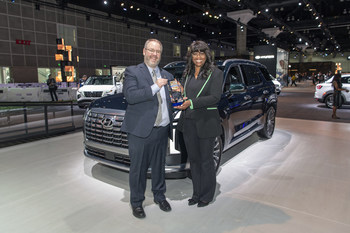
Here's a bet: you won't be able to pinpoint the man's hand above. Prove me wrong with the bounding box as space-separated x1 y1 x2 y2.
156 78 168 88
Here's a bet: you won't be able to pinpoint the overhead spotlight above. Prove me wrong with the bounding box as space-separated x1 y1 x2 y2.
315 16 319 19
104 1 108 5
298 2 302 6
265 8 269 12
299 38 302 42
150 28 154 34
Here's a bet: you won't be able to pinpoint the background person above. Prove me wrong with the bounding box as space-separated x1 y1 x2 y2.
78 75 87 89
121 39 174 219
332 73 349 119
291 73 297 86
175 40 223 208
46 74 58 101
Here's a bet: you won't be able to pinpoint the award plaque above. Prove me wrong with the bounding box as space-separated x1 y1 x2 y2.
168 80 184 106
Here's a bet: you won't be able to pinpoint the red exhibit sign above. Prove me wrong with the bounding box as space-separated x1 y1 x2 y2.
16 39 31 45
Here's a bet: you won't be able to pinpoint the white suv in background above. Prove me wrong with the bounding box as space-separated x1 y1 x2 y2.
77 75 123 108
269 75 282 95
314 74 350 108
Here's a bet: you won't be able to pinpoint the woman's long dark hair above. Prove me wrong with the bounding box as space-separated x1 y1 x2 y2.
332 73 342 87
182 40 214 80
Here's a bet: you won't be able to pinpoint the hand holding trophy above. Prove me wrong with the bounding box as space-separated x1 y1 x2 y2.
168 79 184 106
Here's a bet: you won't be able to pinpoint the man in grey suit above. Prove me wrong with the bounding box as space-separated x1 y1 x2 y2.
121 39 174 219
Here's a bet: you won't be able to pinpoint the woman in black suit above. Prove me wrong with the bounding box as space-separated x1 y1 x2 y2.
175 41 223 207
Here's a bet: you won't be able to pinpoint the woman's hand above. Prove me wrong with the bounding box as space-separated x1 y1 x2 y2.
175 99 191 110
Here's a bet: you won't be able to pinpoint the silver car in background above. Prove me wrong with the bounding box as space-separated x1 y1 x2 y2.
314 74 350 108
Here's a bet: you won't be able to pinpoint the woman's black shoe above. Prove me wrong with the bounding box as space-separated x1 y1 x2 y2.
188 198 198 206
197 201 209 207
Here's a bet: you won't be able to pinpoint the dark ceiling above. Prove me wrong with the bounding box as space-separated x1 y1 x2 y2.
59 0 350 54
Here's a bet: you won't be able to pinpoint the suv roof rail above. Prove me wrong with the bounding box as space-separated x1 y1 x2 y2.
222 58 262 66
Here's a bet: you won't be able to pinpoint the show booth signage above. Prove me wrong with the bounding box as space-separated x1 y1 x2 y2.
254 45 289 82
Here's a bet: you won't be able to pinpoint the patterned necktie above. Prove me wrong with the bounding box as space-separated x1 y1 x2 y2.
152 69 162 126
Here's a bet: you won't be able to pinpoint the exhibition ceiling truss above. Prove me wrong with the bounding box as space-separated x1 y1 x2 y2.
29 0 350 54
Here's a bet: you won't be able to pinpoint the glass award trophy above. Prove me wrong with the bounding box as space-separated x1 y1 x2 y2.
168 80 184 106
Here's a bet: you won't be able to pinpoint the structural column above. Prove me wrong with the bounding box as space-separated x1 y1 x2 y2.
236 26 247 56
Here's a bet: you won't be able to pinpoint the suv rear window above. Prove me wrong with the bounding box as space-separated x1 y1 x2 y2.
240 65 262 86
259 67 273 81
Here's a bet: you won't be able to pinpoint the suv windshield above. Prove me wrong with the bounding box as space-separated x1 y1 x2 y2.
85 76 113 85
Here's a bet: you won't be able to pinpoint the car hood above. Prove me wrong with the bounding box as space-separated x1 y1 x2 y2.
89 93 127 110
78 85 116 92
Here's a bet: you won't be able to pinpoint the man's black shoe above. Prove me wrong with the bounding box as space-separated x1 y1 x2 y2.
132 206 146 219
188 198 198 206
154 199 172 212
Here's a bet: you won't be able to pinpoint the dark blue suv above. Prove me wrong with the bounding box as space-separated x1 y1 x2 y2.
83 59 277 178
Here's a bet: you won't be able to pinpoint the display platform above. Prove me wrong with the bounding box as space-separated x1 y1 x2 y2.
0 117 349 233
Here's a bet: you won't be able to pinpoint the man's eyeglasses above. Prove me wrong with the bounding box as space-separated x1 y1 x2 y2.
146 48 162 54
192 51 205 57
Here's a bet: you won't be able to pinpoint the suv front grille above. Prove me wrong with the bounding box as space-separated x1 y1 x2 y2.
84 111 128 149
84 91 103 97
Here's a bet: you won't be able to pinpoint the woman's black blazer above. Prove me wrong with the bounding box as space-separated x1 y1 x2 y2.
177 67 223 138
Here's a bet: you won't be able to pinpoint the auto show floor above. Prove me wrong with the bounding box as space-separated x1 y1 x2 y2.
1 116 350 233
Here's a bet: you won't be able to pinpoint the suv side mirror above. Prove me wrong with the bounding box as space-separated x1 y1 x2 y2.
229 83 246 93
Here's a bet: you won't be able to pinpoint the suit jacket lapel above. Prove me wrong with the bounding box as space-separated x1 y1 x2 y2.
140 63 154 86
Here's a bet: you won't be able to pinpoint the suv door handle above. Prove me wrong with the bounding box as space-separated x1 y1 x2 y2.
244 95 251 100
263 90 269 95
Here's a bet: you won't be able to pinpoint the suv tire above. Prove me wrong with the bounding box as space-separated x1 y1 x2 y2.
258 106 276 139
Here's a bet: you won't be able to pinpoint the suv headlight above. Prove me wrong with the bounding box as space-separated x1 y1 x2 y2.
103 89 115 96
77 90 84 97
